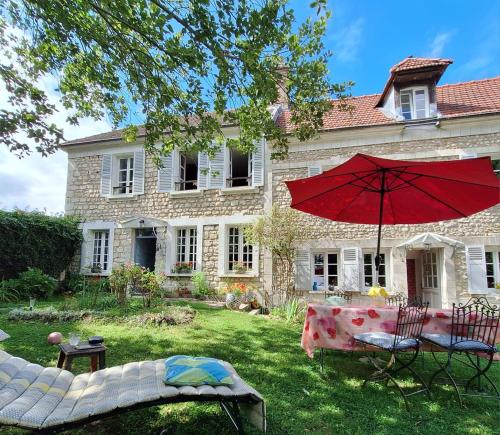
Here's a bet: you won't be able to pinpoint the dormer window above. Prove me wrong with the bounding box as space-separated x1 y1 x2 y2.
400 87 429 120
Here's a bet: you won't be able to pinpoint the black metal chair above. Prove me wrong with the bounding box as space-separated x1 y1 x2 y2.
420 297 499 406
326 286 352 304
354 302 430 409
385 293 424 308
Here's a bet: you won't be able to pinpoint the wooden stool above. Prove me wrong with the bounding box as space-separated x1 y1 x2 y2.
57 343 106 372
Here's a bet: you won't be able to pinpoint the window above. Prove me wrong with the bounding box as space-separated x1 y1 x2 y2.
227 149 251 187
422 251 438 288
363 253 386 287
485 250 500 288
400 88 428 120
228 227 253 271
492 159 500 179
177 152 198 191
92 230 110 272
312 253 338 290
176 228 197 269
115 156 134 194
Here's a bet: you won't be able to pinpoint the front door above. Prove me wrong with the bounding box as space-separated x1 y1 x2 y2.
134 228 157 271
406 259 417 301
420 249 442 308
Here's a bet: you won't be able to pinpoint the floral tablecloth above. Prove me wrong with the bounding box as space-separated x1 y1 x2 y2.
301 303 500 358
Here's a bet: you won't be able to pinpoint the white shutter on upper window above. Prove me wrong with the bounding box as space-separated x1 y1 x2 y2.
294 249 311 291
466 245 487 294
100 154 112 196
252 139 265 187
132 150 145 194
208 145 225 189
342 247 362 291
197 152 209 189
157 153 174 192
308 166 322 177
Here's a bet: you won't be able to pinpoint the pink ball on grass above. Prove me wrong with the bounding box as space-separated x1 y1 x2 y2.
47 332 63 345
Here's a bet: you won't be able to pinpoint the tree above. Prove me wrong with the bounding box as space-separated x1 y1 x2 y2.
244 205 308 306
0 0 351 160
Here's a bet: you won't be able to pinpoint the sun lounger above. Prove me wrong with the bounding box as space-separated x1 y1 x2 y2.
0 350 266 433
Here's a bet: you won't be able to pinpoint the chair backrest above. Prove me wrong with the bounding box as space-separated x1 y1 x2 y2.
394 302 429 345
451 297 500 346
327 287 352 303
385 293 423 308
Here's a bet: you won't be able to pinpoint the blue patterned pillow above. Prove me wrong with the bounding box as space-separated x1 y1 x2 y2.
163 355 234 386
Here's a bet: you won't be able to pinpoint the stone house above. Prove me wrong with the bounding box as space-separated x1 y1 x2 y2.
62 56 500 307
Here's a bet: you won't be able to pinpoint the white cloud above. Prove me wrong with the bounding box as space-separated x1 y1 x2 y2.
427 32 452 58
332 18 365 63
0 75 111 214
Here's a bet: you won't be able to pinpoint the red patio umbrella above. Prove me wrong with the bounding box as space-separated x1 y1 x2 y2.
286 153 500 284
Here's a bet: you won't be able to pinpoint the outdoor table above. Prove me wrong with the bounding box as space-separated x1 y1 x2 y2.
57 343 107 372
301 303 500 359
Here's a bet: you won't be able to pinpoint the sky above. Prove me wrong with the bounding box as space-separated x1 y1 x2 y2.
1 0 499 214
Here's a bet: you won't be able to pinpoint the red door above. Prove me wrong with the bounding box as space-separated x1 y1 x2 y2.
406 259 417 300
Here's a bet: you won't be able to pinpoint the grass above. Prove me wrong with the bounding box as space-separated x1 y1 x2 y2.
0 299 499 435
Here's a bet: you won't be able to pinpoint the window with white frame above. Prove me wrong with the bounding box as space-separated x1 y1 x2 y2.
227 226 253 271
227 149 252 187
177 152 198 191
92 230 110 272
115 155 134 194
400 88 428 120
363 252 386 287
422 251 438 288
176 228 197 269
312 253 338 290
492 159 500 179
485 249 500 289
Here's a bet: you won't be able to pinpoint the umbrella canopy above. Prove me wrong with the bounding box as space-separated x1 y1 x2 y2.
286 153 500 284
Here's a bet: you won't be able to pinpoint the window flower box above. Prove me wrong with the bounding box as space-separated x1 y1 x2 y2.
171 262 194 274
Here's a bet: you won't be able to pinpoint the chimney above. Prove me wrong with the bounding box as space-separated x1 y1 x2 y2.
274 64 289 108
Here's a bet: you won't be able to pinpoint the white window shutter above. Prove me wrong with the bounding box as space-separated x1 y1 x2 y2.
157 153 174 192
294 249 311 291
132 150 145 194
100 154 112 196
197 152 209 189
208 145 225 189
342 247 361 291
252 139 265 187
466 245 487 293
308 166 322 177
81 230 93 273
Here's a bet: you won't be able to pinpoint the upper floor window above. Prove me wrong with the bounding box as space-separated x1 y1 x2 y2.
227 149 252 188
177 152 198 191
400 87 429 120
363 252 386 288
228 226 253 272
114 155 134 195
92 230 110 272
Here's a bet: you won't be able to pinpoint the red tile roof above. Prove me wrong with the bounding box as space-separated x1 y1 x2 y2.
390 57 453 73
276 77 500 133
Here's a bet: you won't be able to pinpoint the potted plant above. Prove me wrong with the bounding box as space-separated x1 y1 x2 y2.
171 262 194 274
232 262 247 274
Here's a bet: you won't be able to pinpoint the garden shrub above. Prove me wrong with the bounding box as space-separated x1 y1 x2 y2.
2 268 58 300
191 271 212 298
8 307 98 322
0 210 82 279
128 306 196 326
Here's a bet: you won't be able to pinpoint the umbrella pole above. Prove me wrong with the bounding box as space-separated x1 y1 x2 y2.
375 170 386 285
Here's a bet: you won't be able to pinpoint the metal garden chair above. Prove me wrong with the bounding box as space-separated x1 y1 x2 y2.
326 286 352 304
420 297 499 406
385 293 424 307
354 302 430 409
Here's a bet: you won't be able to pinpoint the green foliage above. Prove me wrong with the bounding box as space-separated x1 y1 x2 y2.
127 306 196 327
191 271 212 298
271 298 305 324
0 1 352 159
3 268 58 300
0 280 19 302
8 307 97 323
0 210 82 279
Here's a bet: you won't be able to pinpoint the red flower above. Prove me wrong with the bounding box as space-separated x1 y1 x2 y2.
367 309 380 319
326 328 336 339
352 318 364 326
331 308 342 316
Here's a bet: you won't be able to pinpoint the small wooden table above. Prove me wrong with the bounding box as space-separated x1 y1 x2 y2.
57 343 106 372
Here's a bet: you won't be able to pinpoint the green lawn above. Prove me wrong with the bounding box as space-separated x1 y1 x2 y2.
0 300 498 435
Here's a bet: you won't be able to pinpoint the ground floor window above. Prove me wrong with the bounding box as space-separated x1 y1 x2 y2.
363 252 386 288
92 230 110 272
228 226 253 271
485 249 500 288
312 253 338 290
176 228 197 270
422 251 438 288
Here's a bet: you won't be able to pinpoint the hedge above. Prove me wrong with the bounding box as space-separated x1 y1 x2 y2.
0 210 82 279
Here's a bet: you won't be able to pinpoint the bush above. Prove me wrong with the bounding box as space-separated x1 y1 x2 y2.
8 307 97 322
271 298 305 324
191 271 212 298
0 210 82 279
3 268 58 300
0 280 19 302
128 306 196 326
